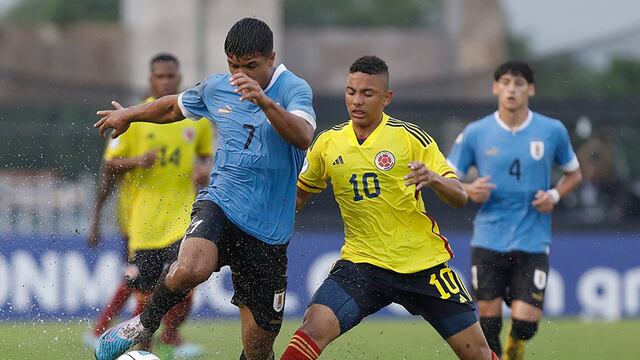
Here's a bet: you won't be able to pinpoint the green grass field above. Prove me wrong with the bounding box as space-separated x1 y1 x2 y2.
1 318 638 359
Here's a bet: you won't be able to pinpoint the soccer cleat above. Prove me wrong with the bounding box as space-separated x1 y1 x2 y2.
503 334 525 360
94 315 152 360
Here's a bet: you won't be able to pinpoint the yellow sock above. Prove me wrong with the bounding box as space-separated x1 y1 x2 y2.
503 333 525 360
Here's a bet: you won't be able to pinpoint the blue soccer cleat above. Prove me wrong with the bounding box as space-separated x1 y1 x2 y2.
94 315 153 360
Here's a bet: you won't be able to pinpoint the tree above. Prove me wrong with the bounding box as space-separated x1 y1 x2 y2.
284 0 442 28
5 0 119 25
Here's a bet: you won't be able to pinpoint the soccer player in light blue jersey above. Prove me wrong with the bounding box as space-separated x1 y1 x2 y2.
93 18 316 360
447 60 582 360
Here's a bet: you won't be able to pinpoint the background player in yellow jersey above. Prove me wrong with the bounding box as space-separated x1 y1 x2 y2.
88 53 213 358
281 56 498 360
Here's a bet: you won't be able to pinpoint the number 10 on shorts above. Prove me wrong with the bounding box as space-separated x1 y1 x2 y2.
429 267 473 303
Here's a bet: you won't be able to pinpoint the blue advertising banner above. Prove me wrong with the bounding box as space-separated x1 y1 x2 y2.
0 232 639 320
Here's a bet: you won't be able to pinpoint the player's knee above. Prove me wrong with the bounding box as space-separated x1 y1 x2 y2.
511 319 538 341
300 306 340 349
166 261 209 289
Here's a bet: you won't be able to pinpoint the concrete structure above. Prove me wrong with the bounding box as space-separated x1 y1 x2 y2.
121 0 282 93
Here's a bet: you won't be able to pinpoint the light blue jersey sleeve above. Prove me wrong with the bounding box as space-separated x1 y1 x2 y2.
447 126 476 177
177 75 224 120
553 121 579 171
282 77 317 129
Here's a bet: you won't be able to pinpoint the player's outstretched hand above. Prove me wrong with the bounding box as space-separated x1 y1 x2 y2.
94 101 131 138
465 176 496 203
230 73 268 107
404 161 438 191
532 190 554 213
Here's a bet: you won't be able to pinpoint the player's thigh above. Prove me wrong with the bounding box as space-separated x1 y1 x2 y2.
171 200 235 282
445 321 493 360
471 247 510 302
228 233 289 334
309 260 391 337
508 251 549 313
393 263 477 340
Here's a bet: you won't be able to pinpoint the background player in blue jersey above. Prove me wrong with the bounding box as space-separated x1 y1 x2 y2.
93 18 316 360
447 60 582 360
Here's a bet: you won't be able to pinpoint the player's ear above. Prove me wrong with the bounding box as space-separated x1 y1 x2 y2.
492 81 499 96
528 83 536 97
383 89 393 107
268 51 275 67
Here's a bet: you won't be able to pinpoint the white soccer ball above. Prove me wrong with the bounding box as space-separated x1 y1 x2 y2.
116 351 160 360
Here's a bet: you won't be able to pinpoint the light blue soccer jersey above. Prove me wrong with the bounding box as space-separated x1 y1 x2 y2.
178 64 316 245
447 111 579 253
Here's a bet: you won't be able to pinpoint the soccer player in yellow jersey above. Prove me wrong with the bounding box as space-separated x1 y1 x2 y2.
89 53 213 357
281 56 498 360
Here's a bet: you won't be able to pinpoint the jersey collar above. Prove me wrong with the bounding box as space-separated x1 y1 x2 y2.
264 64 287 92
348 112 389 146
494 110 532 133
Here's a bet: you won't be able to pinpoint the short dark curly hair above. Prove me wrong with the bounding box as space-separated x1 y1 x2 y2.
224 18 273 59
494 60 535 84
349 55 389 76
150 53 179 70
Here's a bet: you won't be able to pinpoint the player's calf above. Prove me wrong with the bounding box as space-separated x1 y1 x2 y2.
479 316 503 356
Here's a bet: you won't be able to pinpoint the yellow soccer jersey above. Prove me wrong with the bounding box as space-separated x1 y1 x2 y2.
298 113 458 274
104 97 213 253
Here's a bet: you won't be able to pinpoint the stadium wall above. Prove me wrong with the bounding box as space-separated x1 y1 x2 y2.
0 232 638 321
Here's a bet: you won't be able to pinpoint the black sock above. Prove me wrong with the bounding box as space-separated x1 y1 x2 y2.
480 316 503 356
139 269 189 331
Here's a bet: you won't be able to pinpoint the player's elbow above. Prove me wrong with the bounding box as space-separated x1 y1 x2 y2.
295 130 313 150
451 190 468 208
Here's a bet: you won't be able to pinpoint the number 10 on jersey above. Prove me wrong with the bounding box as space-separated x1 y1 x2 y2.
349 173 381 201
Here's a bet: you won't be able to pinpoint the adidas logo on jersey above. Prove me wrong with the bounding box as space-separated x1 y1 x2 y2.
332 156 344 165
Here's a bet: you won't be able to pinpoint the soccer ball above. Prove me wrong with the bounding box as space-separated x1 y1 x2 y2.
116 351 160 360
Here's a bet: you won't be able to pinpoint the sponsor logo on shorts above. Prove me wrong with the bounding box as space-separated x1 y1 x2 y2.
273 289 285 312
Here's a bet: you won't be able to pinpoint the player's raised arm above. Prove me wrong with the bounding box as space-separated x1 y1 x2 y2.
230 72 314 149
94 95 184 138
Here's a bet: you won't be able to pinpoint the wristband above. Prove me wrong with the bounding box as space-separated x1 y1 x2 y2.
548 188 560 204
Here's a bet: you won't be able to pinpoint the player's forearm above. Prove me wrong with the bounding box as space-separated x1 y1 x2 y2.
260 99 314 149
554 169 583 198
127 95 184 125
296 187 314 211
105 157 143 174
431 177 468 208
92 166 116 214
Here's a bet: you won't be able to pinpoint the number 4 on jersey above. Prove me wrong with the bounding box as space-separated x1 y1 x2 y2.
509 159 521 180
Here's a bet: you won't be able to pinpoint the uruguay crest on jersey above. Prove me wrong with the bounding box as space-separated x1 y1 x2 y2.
530 140 544 160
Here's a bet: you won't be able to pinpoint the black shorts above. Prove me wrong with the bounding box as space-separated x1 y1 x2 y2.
186 200 288 333
311 260 477 339
127 240 181 291
471 247 549 309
